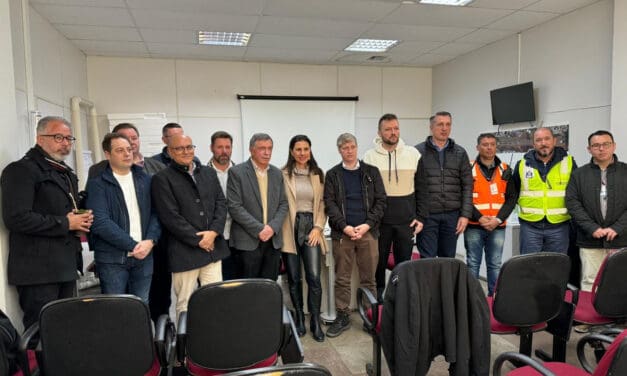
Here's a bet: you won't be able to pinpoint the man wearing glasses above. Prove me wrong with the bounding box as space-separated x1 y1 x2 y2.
512 127 577 254
567 131 627 292
1 116 93 329
151 134 229 315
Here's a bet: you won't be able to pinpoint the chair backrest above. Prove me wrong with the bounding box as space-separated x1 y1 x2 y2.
593 330 627 376
492 253 570 326
593 248 627 317
38 295 157 376
186 279 283 371
221 362 332 376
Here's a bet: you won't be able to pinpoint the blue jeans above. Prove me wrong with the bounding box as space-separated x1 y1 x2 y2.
97 256 153 303
464 226 505 296
519 220 570 254
417 210 459 258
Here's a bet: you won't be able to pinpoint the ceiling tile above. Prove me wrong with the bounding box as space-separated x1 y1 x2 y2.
249 34 352 50
31 4 135 26
30 0 125 6
363 24 475 42
525 0 601 14
391 41 445 54
147 43 246 59
411 53 456 66
244 47 338 63
126 0 264 15
255 16 371 39
55 24 142 41
455 28 515 43
139 29 197 44
469 0 539 10
382 3 513 28
131 9 258 31
429 42 485 55
263 0 400 22
485 10 559 31
72 40 148 55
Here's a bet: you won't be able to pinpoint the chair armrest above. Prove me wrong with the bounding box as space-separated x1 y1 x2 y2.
18 323 40 376
279 306 304 363
566 283 579 306
492 352 555 376
176 311 188 363
576 333 615 373
154 314 175 368
357 287 379 332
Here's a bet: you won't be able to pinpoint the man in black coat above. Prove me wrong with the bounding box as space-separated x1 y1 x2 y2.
566 130 627 292
415 111 473 258
151 134 229 316
1 116 94 329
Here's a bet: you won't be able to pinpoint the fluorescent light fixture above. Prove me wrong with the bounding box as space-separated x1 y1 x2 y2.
344 39 399 52
198 31 251 46
419 0 474 5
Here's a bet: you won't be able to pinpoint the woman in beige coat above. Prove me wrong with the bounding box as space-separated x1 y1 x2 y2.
281 135 328 342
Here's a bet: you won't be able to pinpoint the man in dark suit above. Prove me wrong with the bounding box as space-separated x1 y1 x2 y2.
227 133 288 280
1 116 93 329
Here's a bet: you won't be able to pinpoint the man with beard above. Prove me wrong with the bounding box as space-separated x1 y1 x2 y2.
364 114 427 299
1 116 93 329
512 127 577 254
208 131 238 280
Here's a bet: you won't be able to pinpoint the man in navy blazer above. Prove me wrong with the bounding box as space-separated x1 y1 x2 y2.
227 133 288 280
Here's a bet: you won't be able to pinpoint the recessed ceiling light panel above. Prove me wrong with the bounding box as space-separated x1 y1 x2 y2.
198 31 251 46
344 39 399 52
419 0 474 6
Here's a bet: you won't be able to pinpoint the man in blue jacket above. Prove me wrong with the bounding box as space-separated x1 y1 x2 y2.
86 133 160 303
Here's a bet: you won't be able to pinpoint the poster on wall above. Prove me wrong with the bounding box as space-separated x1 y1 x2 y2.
495 124 569 153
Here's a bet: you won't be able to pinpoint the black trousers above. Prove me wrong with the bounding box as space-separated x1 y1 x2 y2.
283 245 322 313
17 281 76 329
148 243 171 323
237 240 281 280
221 246 240 281
376 222 414 290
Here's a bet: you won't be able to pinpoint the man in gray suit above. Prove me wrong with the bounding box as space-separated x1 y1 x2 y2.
227 133 288 280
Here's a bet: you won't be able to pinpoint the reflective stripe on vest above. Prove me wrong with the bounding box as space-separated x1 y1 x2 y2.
469 161 508 225
517 156 573 224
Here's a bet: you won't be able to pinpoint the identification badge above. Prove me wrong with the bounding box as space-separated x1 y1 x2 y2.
525 169 534 179
490 183 499 195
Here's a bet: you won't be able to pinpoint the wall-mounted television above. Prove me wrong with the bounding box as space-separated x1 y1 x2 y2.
490 81 536 125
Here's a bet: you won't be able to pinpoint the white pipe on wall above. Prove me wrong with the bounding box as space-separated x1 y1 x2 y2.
70 96 96 190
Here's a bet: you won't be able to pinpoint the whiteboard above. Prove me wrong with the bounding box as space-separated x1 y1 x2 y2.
239 99 356 173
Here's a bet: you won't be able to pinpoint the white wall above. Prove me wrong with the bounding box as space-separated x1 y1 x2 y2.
0 0 20 322
432 0 613 164
1 0 88 327
87 57 432 164
611 0 627 153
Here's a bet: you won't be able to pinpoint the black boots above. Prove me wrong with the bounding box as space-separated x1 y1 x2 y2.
289 283 306 337
294 309 306 337
310 314 325 342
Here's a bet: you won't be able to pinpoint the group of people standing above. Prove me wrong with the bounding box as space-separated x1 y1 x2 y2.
2 111 623 342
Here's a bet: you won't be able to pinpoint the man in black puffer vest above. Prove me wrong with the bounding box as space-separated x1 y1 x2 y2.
415 111 473 258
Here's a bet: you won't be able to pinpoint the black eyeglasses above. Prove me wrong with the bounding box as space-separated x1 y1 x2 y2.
40 134 77 143
170 145 196 153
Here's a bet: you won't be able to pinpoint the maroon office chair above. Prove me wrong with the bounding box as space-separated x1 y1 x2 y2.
493 329 627 376
19 294 173 376
176 279 303 376
488 253 572 359
566 248 627 330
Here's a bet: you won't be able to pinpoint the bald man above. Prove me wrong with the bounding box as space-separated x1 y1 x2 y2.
151 134 229 315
